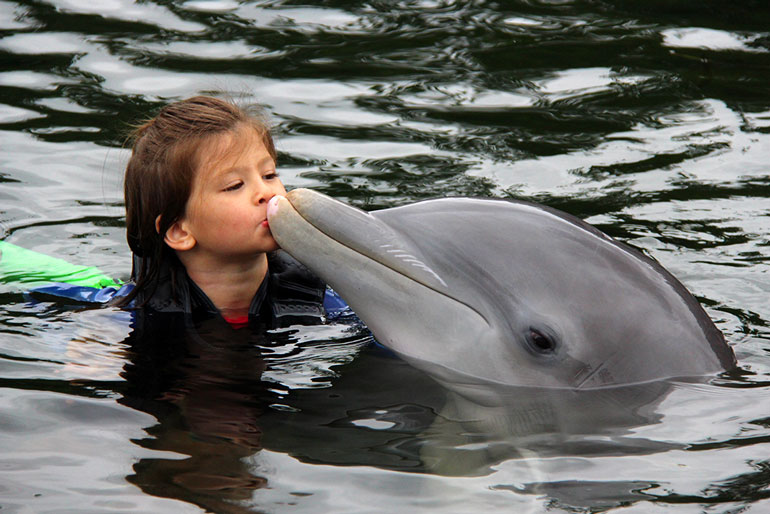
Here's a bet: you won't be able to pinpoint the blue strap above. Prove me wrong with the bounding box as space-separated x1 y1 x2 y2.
28 282 355 322
323 288 357 322
27 282 136 305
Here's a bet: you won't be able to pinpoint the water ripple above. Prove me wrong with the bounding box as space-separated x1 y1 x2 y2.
0 0 768 511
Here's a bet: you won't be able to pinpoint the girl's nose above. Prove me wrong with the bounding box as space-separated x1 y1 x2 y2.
253 183 270 204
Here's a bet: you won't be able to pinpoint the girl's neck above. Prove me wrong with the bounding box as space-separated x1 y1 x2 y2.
181 252 269 319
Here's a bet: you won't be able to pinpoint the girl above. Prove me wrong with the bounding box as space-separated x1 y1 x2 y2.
118 96 328 328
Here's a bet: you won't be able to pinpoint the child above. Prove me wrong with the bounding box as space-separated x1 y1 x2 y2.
117 96 328 328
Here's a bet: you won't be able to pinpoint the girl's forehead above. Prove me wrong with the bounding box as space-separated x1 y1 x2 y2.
195 125 269 174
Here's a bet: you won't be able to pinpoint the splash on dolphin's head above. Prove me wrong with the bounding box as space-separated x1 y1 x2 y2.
267 189 736 391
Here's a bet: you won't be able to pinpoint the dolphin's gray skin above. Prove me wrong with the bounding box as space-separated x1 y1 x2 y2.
267 189 736 392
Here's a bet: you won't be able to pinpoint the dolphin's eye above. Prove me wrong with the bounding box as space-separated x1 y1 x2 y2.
527 329 557 354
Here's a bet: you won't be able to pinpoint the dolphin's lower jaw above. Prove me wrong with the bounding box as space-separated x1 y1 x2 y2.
267 194 511 382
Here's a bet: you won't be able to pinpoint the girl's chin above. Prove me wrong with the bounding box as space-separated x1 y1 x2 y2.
262 237 280 253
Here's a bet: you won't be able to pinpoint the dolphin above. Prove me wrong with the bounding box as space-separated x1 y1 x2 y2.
266 189 736 392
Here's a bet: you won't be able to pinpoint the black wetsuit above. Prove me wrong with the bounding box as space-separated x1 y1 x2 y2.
130 250 327 330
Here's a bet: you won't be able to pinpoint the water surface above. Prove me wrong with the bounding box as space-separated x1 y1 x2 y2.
0 1 769 512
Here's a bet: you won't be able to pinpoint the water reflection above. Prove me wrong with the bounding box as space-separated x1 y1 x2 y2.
119 316 280 512
115 305 689 511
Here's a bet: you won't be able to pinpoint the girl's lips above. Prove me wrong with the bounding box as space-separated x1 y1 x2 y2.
261 219 269 228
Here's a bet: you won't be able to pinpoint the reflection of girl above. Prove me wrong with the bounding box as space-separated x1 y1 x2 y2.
120 312 274 513
117 96 329 328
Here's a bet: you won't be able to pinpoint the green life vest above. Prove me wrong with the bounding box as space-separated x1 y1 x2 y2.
0 240 121 289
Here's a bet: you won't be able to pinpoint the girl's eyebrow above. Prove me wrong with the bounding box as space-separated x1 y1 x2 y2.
216 155 276 178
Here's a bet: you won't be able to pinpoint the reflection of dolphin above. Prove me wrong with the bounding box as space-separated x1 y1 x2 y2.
267 189 736 392
260 345 680 478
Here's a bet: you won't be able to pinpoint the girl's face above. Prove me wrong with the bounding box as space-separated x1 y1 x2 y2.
181 125 286 261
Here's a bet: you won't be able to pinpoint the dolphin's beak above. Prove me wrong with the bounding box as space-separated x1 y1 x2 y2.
267 194 284 220
268 189 494 382
268 189 447 291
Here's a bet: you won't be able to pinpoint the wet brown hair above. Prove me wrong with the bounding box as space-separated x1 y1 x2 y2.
119 95 277 307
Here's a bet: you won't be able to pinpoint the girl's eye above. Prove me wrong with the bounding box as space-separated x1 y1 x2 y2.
263 171 279 180
223 181 243 192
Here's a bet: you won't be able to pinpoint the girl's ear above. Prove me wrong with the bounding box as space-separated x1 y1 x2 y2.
157 215 196 252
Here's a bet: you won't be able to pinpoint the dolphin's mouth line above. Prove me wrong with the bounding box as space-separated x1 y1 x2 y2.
285 199 493 329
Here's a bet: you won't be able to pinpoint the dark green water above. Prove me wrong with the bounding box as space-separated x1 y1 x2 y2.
1 1 769 512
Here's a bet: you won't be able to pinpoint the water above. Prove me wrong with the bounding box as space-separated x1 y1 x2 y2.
0 0 768 512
